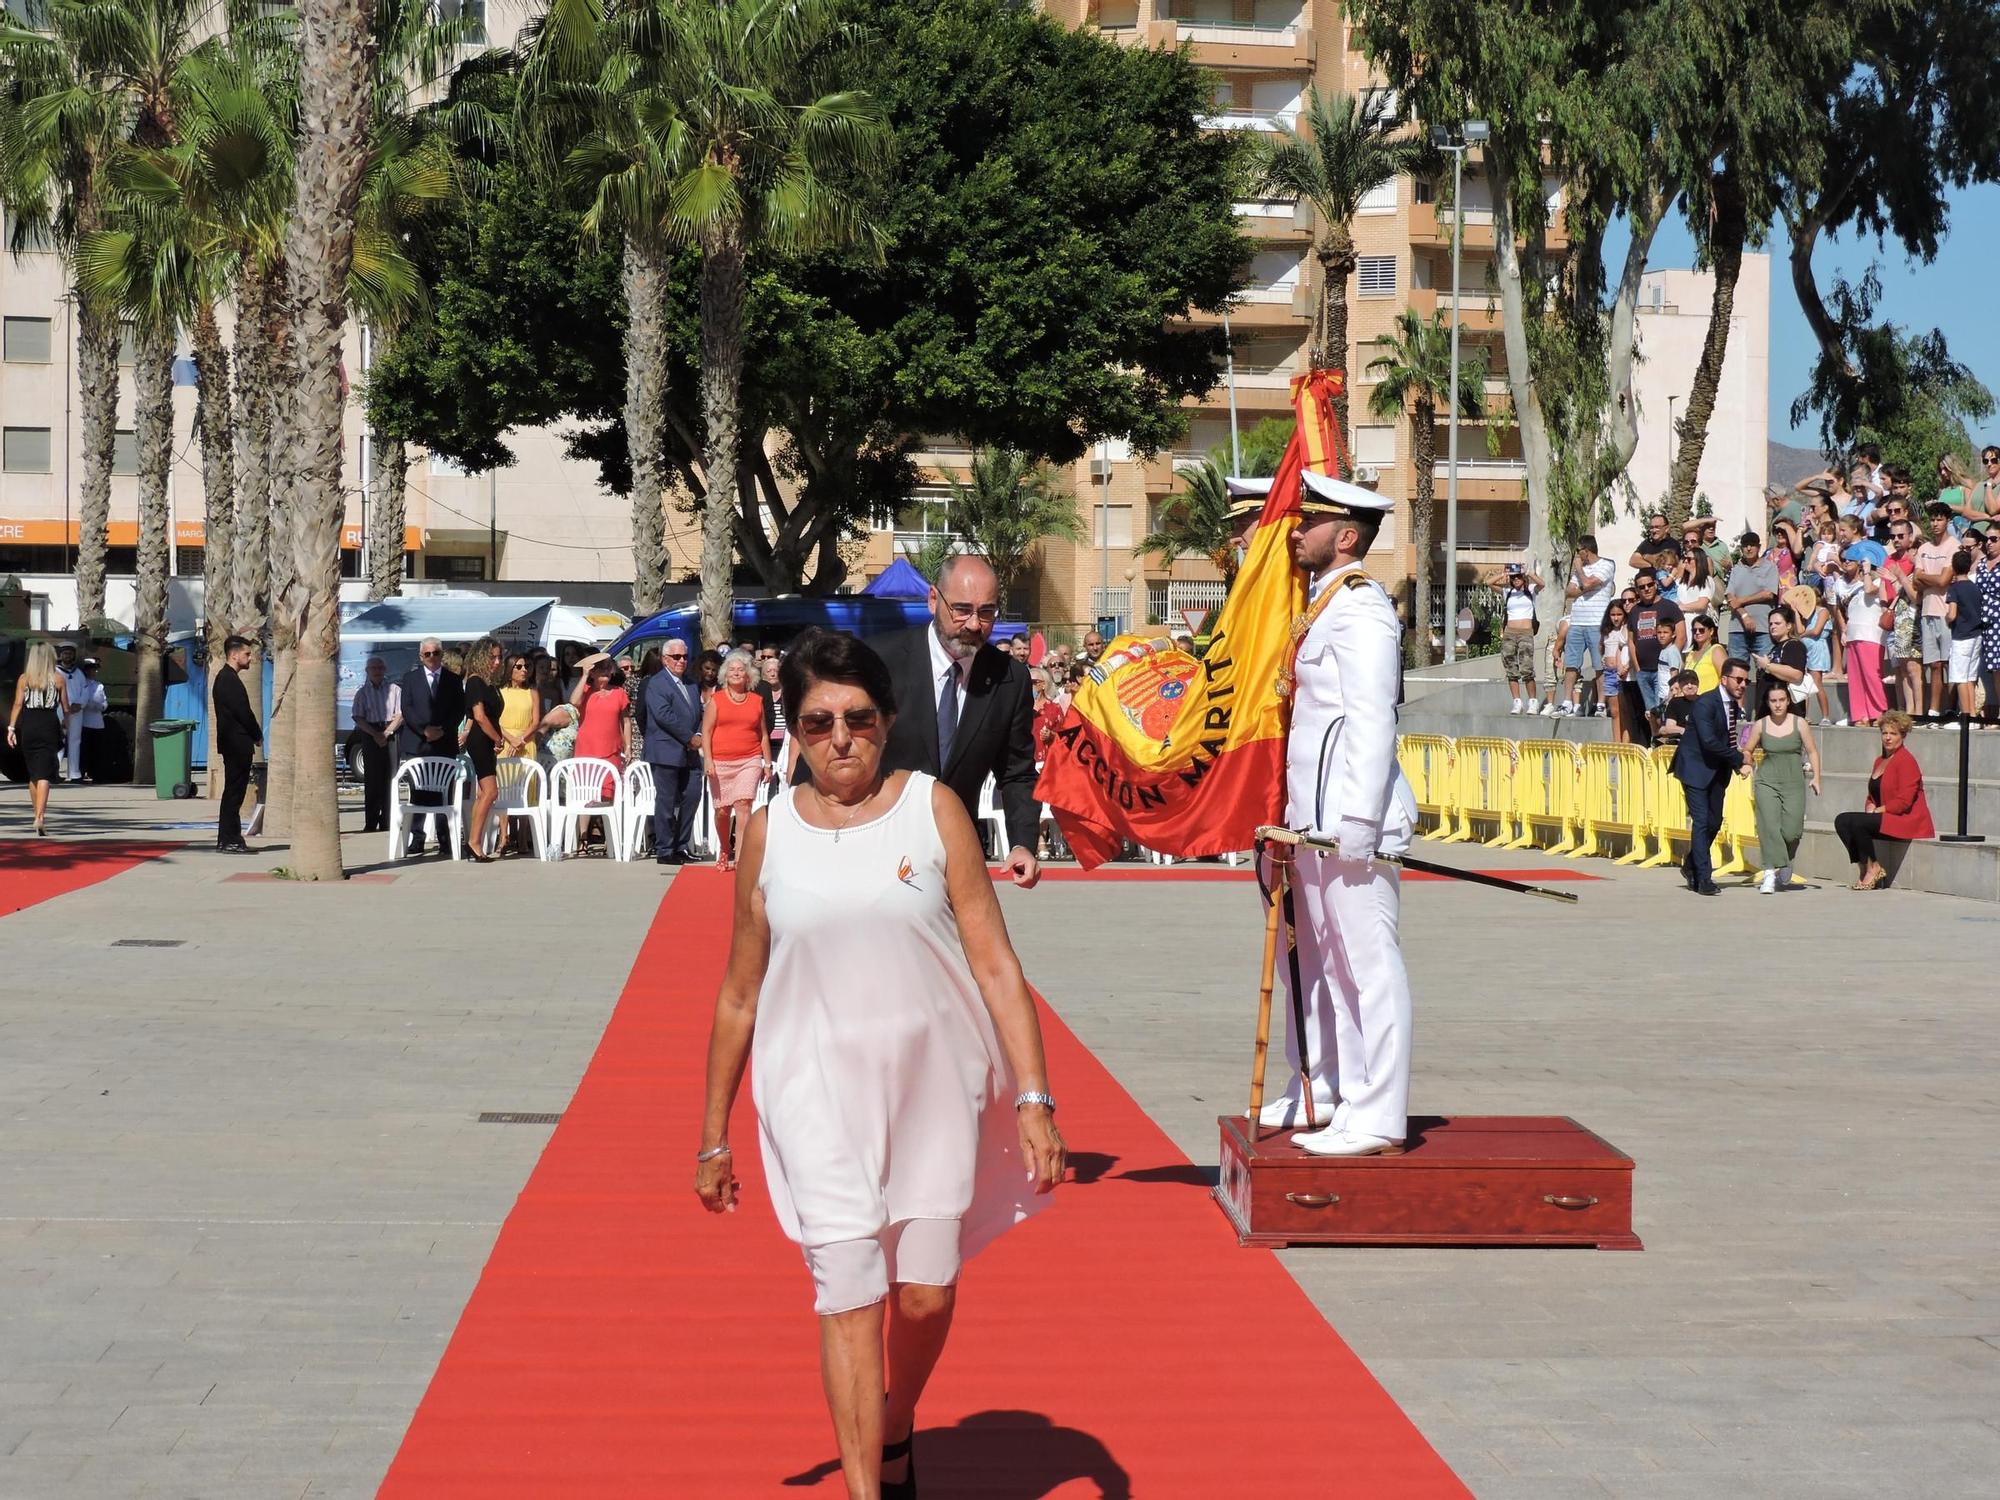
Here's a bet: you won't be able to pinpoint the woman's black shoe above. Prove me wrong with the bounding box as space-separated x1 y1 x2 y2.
881 1430 917 1500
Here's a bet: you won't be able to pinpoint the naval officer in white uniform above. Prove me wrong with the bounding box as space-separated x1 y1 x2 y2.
1260 468 1419 1157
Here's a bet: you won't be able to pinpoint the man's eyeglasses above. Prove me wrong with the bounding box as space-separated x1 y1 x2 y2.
943 601 1000 624
421 649 442 660
665 650 689 659
795 708 882 736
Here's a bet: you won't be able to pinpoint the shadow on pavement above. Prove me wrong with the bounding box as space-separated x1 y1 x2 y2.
782 1409 1132 1497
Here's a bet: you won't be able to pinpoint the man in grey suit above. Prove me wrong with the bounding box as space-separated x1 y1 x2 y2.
642 638 705 864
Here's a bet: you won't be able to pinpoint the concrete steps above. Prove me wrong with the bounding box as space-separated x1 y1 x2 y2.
1397 688 2000 902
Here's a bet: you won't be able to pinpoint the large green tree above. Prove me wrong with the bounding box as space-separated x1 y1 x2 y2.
1353 0 1681 630
373 0 1246 599
1253 85 1424 469
1783 0 2000 444
641 0 891 647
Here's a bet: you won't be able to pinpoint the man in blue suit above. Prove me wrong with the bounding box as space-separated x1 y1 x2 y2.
642 639 705 864
1671 656 1751 895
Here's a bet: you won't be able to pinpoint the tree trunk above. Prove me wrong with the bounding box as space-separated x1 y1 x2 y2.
622 236 670 618
1488 164 1562 638
278 0 376 881
73 303 119 628
193 299 235 796
230 266 274 746
697 222 747 648
1666 171 1746 528
263 270 299 842
368 434 409 600
129 321 175 786
1320 233 1356 478
1410 399 1437 665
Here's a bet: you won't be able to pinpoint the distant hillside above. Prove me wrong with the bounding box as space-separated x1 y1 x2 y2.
1769 439 1830 490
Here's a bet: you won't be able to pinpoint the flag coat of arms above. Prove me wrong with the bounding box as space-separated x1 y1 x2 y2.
1035 369 1347 867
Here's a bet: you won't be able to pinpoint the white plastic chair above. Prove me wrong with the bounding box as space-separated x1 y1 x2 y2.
389 757 465 862
620 761 656 862
975 775 1009 861
693 777 717 861
548 757 625 860
483 756 548 859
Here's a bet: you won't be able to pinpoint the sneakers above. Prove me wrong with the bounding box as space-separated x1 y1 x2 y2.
1509 698 1524 715
1758 870 1777 895
1834 717 1850 727
1818 716 1833 726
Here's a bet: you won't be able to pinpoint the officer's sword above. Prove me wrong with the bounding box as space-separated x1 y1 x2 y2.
1253 825 1582 904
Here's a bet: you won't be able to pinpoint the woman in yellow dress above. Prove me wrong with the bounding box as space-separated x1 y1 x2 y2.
496 652 543 854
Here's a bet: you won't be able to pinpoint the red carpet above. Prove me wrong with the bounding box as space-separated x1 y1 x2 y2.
381 868 1468 1498
0 838 171 917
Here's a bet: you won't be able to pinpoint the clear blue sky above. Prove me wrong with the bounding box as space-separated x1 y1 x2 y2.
1619 185 2000 446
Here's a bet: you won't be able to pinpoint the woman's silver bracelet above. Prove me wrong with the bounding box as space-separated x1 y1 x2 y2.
695 1143 732 1163
1014 1090 1057 1112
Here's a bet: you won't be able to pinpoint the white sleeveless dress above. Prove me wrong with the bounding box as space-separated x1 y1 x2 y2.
754 772 1044 1312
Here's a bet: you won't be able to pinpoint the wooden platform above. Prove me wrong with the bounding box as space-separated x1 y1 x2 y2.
1215 1114 1641 1250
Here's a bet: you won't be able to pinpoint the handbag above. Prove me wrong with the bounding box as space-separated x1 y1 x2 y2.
1788 672 1818 704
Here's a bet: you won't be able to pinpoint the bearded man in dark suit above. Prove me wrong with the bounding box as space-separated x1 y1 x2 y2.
867 554 1042 887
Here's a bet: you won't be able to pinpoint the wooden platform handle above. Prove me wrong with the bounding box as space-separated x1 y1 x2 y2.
1542 1194 1599 1209
1284 1192 1339 1208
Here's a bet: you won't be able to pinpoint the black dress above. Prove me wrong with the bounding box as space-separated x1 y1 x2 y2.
15 683 63 782
463 675 503 779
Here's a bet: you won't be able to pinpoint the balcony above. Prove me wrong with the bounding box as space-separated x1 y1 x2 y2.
1235 198 1314 242
1410 198 1570 251
1198 107 1301 133
1430 456 1528 502
1158 16 1314 70
1406 286 1504 332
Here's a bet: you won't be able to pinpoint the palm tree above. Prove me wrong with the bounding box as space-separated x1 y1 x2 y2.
1138 458 1237 585
57 0 208 781
644 0 890 647
1366 307 1485 664
0 0 131 628
943 447 1081 613
1255 87 1423 471
274 0 375 882
516 0 679 618
361 0 495 600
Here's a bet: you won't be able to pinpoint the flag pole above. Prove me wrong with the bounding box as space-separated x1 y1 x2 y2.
1245 854 1285 1141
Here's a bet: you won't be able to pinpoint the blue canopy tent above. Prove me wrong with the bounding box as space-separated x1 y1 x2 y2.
860 557 931 600
609 594 1026 659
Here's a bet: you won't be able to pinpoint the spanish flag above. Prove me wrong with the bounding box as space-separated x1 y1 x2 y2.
1035 369 1346 867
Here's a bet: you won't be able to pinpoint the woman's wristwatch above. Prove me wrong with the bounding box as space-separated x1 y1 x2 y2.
1014 1090 1056 1112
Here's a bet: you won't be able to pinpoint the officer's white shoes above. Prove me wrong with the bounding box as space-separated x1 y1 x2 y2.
1293 1125 1406 1157
1259 1092 1345 1131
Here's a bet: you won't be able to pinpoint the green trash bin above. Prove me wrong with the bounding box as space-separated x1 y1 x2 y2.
147 720 198 800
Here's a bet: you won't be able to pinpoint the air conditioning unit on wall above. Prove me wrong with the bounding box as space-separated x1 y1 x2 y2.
1355 464 1380 484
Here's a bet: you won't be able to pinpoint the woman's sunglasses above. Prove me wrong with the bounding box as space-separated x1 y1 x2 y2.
795 708 882 737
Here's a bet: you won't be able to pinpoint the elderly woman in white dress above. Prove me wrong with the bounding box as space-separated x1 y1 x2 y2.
697 629 1065 1500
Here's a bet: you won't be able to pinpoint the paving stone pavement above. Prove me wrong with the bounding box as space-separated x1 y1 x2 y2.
2 785 1997 1497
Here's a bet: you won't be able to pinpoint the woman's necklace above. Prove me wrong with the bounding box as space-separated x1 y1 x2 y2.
816 784 875 842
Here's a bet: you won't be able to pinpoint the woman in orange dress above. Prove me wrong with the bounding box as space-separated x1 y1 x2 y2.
701 648 771 871
574 660 630 821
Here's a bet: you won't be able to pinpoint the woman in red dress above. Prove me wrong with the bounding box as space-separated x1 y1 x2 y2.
701 648 771 871
574 660 629 813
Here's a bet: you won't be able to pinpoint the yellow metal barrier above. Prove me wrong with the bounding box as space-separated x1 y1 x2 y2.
1715 766 1760 876
1443 736 1520 846
1503 739 1583 854
1570 742 1657 864
1639 744 1689 868
1396 734 1457 836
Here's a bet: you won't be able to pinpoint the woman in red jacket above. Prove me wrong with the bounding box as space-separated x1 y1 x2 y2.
1833 710 1935 890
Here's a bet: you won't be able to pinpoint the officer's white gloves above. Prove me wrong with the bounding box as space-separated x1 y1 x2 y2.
1334 817 1380 867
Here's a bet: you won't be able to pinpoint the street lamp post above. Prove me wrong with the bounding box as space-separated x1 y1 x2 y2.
1222 311 1242 474
1435 118 1488 665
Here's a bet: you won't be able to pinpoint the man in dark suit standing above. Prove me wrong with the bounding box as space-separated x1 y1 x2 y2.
642 638 705 864
1670 655 1751 895
211 634 262 853
395 636 464 855
870 554 1042 886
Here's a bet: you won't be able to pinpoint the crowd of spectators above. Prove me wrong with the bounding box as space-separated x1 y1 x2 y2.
1504 442 2000 742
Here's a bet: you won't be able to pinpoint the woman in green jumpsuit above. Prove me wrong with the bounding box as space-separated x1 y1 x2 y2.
1744 683 1822 893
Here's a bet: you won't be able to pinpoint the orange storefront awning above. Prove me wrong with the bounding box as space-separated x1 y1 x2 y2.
0 519 423 551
